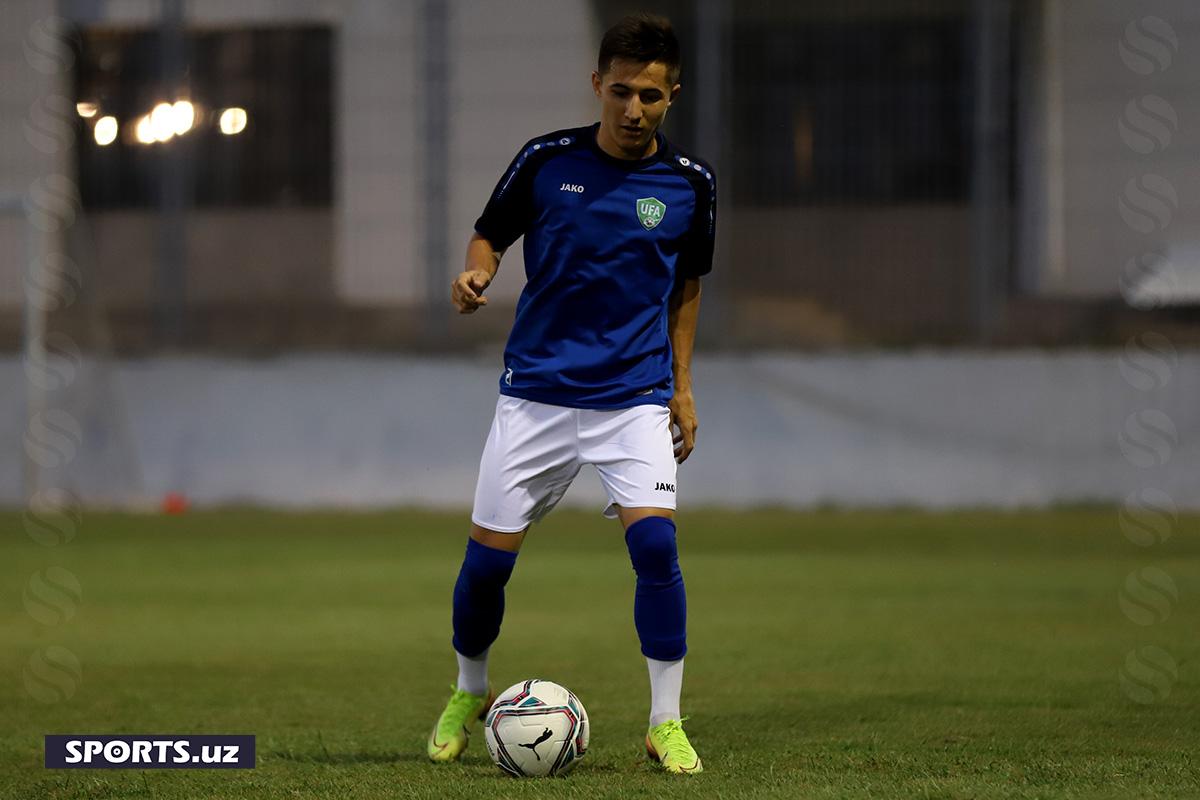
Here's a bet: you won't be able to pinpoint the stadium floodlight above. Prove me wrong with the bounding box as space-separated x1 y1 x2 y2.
171 100 195 135
134 114 155 144
76 102 99 118
218 107 247 135
94 116 118 146
150 102 176 142
127 101 197 145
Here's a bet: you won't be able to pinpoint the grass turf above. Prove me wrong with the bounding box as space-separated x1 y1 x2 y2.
1 507 1197 799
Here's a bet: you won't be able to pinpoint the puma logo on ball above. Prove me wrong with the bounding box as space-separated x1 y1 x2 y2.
518 727 554 760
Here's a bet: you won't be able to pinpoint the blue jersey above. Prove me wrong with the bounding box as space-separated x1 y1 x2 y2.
475 123 716 410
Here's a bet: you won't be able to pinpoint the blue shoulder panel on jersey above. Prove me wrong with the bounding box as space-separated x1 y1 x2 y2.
664 148 717 279
475 128 587 251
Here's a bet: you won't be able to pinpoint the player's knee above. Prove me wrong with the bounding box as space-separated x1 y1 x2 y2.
625 516 679 582
459 537 519 588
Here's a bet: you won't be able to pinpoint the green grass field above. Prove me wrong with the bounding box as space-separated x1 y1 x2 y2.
2 507 1198 799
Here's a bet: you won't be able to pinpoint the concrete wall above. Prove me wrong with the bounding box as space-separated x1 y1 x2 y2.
335 0 419 304
79 209 333 303
726 206 974 339
3 352 1196 510
1020 0 1200 298
448 1 596 304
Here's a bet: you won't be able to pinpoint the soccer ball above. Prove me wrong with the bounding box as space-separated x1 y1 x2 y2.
483 679 589 777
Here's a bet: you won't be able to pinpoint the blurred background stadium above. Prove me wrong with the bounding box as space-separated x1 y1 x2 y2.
3 4 1199 797
1 0 1197 510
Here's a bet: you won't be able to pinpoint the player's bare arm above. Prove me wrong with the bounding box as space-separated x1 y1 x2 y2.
451 233 502 314
667 277 701 463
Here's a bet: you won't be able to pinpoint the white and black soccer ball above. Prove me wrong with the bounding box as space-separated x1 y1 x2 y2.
483 679 589 777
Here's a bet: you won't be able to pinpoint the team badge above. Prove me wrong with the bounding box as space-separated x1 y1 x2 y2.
636 197 666 230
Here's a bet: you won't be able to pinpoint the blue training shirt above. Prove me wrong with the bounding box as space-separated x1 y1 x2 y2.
474 122 716 410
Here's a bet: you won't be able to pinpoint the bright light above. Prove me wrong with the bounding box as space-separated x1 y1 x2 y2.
150 102 176 142
171 100 195 135
93 116 118 146
76 102 99 118
135 114 155 144
218 107 248 135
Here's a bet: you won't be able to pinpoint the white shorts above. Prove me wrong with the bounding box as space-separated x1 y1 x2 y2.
471 396 678 533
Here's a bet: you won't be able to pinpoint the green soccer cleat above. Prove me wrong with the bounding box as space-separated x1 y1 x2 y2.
427 685 493 763
645 717 703 774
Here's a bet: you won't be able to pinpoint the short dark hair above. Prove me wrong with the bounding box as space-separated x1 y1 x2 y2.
597 13 681 85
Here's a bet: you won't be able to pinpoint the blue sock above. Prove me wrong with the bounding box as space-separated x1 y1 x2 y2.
625 517 687 661
451 538 518 658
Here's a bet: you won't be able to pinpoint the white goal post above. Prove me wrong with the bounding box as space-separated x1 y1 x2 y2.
4 190 148 509
0 190 45 503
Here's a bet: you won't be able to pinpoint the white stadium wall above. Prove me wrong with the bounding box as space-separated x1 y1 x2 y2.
1 353 1196 510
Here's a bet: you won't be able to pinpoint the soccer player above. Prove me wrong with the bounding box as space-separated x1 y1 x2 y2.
427 13 714 775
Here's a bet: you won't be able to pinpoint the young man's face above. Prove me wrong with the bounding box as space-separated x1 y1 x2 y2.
592 58 681 156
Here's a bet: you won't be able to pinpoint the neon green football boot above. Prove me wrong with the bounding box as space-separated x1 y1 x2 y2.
427 685 493 762
645 718 703 774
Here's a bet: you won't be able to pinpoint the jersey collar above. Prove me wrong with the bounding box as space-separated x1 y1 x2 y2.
587 122 668 170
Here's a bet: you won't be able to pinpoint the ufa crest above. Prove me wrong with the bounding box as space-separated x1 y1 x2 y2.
636 197 666 230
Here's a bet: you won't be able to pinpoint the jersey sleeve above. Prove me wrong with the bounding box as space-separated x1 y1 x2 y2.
679 165 717 279
474 139 542 251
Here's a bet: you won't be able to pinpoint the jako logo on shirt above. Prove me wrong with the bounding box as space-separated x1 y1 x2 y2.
636 197 666 230
559 183 585 193
654 481 675 492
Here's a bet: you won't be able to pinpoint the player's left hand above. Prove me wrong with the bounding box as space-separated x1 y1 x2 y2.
668 390 698 464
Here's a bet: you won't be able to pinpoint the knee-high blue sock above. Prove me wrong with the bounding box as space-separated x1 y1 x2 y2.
626 517 687 661
452 538 518 658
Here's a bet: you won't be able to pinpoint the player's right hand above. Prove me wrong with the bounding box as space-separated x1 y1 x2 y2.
452 269 493 314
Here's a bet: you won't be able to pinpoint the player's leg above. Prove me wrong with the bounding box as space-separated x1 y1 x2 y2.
453 523 526 691
586 406 702 774
616 507 685 686
428 522 524 762
451 524 525 698
429 397 580 762
618 507 701 774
